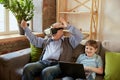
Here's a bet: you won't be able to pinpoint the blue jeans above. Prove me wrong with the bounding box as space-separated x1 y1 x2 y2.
62 73 94 80
62 77 74 80
22 60 61 80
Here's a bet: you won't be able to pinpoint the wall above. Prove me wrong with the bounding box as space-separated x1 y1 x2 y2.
33 0 56 32
33 0 43 32
98 0 120 41
42 0 56 30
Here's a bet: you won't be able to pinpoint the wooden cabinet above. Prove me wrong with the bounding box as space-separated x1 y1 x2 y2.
56 0 100 39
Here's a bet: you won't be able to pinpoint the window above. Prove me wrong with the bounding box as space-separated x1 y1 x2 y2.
0 4 18 35
9 11 18 31
0 4 5 32
0 4 32 35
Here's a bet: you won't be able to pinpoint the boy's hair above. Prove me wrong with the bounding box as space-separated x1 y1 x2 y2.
85 40 98 49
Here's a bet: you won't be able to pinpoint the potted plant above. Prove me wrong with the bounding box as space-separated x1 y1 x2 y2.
0 0 34 35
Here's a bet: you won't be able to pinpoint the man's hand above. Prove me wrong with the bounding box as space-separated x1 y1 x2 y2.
21 20 27 28
59 17 67 28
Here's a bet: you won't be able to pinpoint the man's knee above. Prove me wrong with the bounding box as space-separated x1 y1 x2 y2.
62 77 74 80
41 65 61 79
23 64 32 73
42 67 52 76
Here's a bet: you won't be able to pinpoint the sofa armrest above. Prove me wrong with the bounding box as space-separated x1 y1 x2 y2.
0 48 31 68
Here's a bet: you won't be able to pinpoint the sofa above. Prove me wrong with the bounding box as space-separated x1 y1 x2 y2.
0 39 120 80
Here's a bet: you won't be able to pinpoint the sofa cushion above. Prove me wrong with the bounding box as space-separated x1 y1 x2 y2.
72 44 85 62
30 44 43 62
0 48 31 67
104 51 120 80
95 74 104 80
0 37 30 55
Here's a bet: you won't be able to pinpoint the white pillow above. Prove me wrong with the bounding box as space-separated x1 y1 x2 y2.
80 40 88 45
102 40 120 52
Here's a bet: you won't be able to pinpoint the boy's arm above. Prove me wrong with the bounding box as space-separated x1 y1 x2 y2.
84 66 103 74
84 56 103 74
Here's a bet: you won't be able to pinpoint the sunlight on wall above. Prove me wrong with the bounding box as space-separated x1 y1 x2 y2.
99 0 120 41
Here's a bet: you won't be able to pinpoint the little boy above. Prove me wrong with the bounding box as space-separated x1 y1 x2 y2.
62 40 103 80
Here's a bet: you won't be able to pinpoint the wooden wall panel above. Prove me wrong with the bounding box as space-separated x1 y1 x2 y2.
42 0 56 30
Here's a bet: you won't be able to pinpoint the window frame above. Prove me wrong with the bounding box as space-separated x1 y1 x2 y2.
0 5 33 35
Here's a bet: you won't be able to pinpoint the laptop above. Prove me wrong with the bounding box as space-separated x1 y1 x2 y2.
59 61 86 79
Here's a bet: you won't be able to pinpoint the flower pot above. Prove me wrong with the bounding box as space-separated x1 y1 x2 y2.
18 25 25 35
18 23 25 35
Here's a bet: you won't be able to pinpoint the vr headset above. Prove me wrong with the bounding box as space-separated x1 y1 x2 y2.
44 27 64 36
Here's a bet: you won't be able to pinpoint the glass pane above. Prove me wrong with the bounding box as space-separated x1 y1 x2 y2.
0 4 5 32
9 11 18 31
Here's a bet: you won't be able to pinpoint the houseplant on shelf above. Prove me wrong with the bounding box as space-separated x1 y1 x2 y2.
0 0 34 35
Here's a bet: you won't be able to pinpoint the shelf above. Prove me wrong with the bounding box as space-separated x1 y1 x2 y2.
59 12 90 14
82 31 90 35
59 11 97 15
57 0 100 40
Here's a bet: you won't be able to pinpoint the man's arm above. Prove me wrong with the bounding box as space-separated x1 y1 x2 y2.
60 17 83 48
21 20 44 48
67 25 83 48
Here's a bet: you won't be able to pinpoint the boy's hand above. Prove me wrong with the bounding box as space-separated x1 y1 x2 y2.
84 66 91 71
21 20 27 28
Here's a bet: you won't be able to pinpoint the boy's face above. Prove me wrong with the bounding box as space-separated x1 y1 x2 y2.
85 45 97 57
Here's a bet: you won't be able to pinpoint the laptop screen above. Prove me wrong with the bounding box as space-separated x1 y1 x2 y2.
59 61 86 79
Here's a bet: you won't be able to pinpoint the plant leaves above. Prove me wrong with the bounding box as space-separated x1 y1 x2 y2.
0 0 34 22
